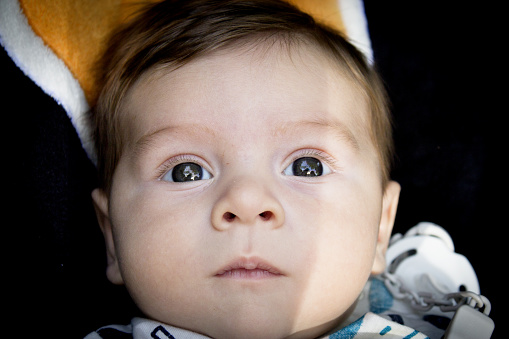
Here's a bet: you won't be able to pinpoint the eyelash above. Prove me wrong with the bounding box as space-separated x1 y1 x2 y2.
156 149 338 180
156 154 207 180
286 149 338 171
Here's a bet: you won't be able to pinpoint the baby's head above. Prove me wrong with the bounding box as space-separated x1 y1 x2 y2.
90 0 401 337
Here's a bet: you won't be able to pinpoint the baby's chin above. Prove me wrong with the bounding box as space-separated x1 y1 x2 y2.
203 316 348 339
163 303 355 339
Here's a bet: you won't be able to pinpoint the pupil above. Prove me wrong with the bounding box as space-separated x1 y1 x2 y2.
293 157 323 177
172 163 203 182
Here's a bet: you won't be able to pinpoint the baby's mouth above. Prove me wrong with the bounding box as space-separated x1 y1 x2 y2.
215 257 283 279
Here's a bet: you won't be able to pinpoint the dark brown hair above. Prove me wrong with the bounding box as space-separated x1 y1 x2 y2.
92 0 393 193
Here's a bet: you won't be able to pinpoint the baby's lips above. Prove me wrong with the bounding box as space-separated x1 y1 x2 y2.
215 256 284 277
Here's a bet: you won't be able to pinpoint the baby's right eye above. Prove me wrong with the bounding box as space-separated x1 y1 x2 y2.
161 162 213 182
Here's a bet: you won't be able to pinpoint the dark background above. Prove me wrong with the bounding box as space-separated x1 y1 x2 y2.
364 1 502 334
5 1 501 337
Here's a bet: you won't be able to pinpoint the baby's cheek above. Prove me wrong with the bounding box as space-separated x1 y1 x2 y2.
291 233 374 330
115 234 177 315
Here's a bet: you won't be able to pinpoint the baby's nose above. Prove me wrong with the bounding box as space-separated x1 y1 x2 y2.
210 178 284 231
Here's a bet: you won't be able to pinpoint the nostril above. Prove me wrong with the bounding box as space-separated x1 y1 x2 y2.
259 211 273 221
221 211 275 223
223 212 236 222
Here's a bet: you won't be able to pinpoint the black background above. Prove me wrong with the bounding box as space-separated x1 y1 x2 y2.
365 1 502 333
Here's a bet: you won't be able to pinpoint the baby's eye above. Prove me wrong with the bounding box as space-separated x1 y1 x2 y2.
283 157 331 177
161 162 212 182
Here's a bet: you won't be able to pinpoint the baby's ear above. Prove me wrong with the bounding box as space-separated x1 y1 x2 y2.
371 181 401 275
91 188 124 285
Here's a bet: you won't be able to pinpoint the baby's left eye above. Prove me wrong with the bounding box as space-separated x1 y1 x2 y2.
283 157 332 177
161 162 212 182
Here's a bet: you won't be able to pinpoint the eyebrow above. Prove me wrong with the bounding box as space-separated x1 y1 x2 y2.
274 118 360 151
132 117 360 157
132 124 219 157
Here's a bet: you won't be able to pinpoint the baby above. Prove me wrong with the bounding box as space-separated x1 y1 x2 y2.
86 0 409 337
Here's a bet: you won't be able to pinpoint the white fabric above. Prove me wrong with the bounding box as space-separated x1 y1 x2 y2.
85 311 430 339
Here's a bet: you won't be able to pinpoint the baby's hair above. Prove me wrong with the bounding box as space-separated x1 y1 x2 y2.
92 0 393 194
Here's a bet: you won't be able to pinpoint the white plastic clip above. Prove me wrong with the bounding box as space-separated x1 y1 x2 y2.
444 304 494 339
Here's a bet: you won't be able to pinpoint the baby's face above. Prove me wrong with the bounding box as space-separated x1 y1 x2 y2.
94 44 399 338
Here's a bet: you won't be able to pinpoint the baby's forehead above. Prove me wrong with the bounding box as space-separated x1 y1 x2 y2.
121 41 372 146
139 37 359 90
